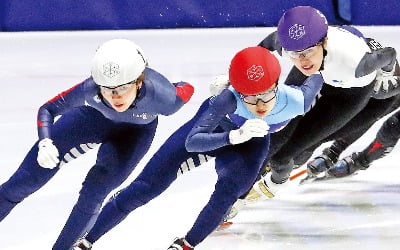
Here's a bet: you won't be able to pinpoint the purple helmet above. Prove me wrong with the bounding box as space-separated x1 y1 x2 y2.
277 6 328 51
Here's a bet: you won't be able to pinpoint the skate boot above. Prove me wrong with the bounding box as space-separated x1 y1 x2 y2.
245 173 289 202
328 153 369 177
307 147 340 176
72 238 92 250
257 164 271 178
216 199 245 230
224 198 246 220
167 238 194 250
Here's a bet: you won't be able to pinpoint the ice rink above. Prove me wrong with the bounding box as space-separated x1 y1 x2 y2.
0 26 399 250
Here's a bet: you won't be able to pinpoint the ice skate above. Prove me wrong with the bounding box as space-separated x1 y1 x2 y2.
215 221 234 231
328 153 369 177
225 198 246 220
216 199 245 230
307 147 340 176
167 238 194 250
217 172 288 231
245 173 288 202
72 238 92 250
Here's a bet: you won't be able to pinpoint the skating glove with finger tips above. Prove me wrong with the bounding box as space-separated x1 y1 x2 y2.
229 119 269 145
374 62 398 94
209 74 230 96
37 138 60 169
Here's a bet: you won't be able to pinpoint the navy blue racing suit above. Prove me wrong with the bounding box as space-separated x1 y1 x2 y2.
0 67 194 250
82 74 323 247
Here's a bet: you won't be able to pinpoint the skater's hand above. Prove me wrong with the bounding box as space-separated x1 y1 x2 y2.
229 119 269 145
37 138 60 169
209 74 229 96
374 62 398 93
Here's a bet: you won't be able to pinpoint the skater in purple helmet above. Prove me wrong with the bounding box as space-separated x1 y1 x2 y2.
72 46 323 249
0 39 194 250
211 6 399 211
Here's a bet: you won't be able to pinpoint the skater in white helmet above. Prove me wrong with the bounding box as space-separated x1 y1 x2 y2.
0 39 194 250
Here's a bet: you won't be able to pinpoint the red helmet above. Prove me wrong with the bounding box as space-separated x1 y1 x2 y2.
229 46 281 95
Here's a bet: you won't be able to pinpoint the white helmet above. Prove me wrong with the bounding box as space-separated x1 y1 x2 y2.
91 39 147 87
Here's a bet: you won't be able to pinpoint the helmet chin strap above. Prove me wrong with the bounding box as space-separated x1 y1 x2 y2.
129 87 141 109
319 48 328 71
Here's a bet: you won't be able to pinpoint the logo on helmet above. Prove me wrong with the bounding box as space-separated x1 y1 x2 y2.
247 65 264 81
103 62 120 78
288 24 305 40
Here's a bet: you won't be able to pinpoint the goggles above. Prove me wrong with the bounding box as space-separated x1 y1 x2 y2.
100 80 136 96
284 43 322 59
240 87 278 105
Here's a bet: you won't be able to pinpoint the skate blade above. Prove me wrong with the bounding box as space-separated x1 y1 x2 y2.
299 171 359 184
299 173 332 184
215 221 233 231
299 175 315 185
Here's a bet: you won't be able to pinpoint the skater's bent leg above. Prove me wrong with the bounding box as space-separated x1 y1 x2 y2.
361 110 400 163
85 161 181 243
53 144 146 249
53 119 158 250
308 95 400 174
85 124 199 244
272 84 373 166
0 145 58 221
53 160 136 250
52 166 116 249
185 138 269 246
185 177 243 246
